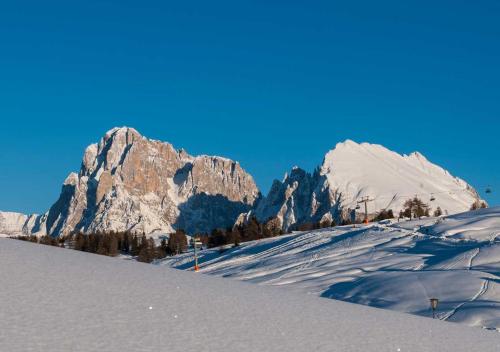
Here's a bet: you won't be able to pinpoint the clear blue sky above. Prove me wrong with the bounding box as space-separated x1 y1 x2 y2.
0 0 499 214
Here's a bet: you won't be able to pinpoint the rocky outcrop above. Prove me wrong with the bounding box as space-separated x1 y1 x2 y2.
41 127 259 236
243 167 338 230
0 212 46 236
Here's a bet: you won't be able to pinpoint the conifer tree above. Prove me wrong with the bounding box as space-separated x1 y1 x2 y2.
137 238 155 263
130 235 139 256
168 229 188 255
108 234 119 257
434 206 443 217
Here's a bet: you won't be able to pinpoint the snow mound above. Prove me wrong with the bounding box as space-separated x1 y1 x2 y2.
1 238 498 352
423 207 500 241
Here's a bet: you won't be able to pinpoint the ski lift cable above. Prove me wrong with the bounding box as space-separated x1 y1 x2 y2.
341 187 477 208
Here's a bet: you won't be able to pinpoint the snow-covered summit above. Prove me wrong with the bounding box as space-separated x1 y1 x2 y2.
248 140 482 231
104 126 140 138
0 133 483 237
321 139 479 214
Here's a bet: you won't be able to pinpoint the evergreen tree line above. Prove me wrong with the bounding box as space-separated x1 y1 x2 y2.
374 209 395 221
397 197 446 219
14 229 189 264
397 197 487 219
202 216 284 249
293 218 338 231
202 216 342 250
398 197 431 219
470 200 488 210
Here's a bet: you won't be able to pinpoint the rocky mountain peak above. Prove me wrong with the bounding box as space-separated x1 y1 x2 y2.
0 132 484 237
39 127 260 236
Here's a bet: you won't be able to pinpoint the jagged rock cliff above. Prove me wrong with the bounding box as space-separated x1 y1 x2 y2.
11 127 259 237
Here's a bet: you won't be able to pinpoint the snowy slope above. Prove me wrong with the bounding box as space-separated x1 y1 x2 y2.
1 239 499 352
423 207 500 241
162 207 500 330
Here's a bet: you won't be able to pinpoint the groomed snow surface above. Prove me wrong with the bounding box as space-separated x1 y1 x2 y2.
162 207 500 332
0 239 499 351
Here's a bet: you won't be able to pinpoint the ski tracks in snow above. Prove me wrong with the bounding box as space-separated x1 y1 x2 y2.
468 248 480 270
440 279 490 321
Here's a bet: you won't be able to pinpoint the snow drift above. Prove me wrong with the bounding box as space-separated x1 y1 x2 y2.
1 238 498 352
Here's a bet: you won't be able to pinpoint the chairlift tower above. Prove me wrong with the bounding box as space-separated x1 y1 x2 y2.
357 196 373 224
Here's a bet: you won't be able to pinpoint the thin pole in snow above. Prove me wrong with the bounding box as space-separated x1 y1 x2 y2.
430 298 439 319
194 236 199 272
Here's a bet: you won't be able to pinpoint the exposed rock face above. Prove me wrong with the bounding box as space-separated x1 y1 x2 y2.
244 167 337 230
42 127 260 236
244 140 482 231
0 212 46 236
1 134 484 237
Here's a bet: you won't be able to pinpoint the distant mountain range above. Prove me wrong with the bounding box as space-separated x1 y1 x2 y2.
0 127 482 237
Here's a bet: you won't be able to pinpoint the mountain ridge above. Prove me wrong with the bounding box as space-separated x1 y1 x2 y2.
244 139 481 231
0 129 483 236
1 127 260 237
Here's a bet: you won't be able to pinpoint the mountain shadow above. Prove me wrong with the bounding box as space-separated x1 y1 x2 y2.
174 192 253 234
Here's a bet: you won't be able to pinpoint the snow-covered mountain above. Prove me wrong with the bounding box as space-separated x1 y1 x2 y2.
0 134 483 237
0 212 46 237
162 207 500 330
246 140 482 231
1 127 259 237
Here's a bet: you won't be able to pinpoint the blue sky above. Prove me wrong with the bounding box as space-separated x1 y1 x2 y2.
0 0 499 213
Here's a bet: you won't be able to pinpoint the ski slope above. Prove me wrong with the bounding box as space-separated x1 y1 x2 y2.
1 238 499 351
162 207 500 330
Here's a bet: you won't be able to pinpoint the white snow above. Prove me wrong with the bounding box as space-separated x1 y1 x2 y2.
424 207 500 241
0 212 30 234
1 238 499 352
162 207 500 331
251 140 482 232
0 211 46 237
322 140 480 214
